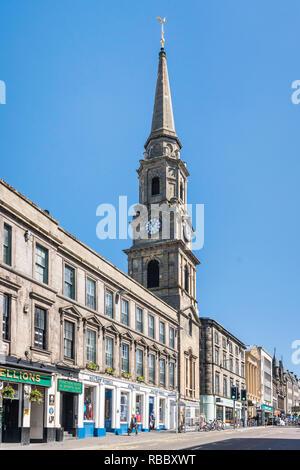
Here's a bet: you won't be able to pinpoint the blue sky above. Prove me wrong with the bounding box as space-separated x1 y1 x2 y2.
1 0 300 373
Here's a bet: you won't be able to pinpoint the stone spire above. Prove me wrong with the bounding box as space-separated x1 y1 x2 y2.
145 49 181 150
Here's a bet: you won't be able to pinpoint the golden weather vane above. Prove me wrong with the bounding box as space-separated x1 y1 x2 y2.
157 17 166 49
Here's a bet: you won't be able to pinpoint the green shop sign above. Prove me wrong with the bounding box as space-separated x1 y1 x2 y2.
0 367 52 387
58 379 82 394
261 405 273 412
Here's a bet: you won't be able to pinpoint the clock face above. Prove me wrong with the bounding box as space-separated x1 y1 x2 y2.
184 222 193 241
146 218 161 235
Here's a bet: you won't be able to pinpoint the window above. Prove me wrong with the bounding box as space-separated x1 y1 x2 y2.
148 314 155 339
64 320 75 359
86 329 96 363
159 322 165 344
136 307 143 333
121 343 129 373
236 359 239 376
2 294 10 340
64 265 75 299
160 359 165 386
169 327 175 348
105 337 114 368
215 331 219 345
35 244 48 284
229 357 233 372
188 317 192 336
222 337 227 349
121 299 129 326
34 307 46 350
235 346 239 356
149 354 155 383
215 348 219 365
86 278 96 310
169 362 175 388
147 260 159 288
223 352 227 368
229 342 233 353
151 177 160 196
184 265 189 293
223 377 227 397
84 387 94 421
3 224 12 266
215 373 220 395
105 290 113 318
241 363 245 378
136 349 143 377
120 392 129 422
180 182 184 201
159 398 165 423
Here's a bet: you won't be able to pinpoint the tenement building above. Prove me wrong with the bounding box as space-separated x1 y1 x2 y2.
199 318 246 424
0 43 200 444
245 345 261 419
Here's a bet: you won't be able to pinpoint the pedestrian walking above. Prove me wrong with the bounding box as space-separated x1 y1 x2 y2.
149 409 156 431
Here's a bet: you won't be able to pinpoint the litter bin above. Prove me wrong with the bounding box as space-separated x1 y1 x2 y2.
56 427 64 441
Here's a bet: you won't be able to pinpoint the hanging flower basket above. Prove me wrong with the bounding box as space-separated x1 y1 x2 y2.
137 376 145 383
86 362 99 372
29 388 43 404
1 384 16 400
105 367 115 376
122 372 132 379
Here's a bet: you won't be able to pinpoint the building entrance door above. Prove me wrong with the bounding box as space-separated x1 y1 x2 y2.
30 387 44 441
61 392 75 433
104 389 112 432
2 399 19 443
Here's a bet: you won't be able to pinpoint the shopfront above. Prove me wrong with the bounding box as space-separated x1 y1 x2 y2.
58 378 82 438
0 366 53 444
200 395 242 426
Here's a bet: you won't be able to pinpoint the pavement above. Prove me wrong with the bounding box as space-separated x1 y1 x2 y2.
1 425 299 450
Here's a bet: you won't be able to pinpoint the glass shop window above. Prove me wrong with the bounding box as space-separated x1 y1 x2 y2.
84 387 94 421
120 392 129 422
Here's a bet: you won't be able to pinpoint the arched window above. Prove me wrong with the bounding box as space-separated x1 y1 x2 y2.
184 265 189 293
147 260 159 288
151 177 160 196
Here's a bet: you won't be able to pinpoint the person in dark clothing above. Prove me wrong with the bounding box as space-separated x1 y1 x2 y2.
128 414 138 436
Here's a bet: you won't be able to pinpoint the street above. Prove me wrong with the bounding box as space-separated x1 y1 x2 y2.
1 426 300 451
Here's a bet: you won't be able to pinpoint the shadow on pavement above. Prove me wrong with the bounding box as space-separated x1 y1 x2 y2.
185 438 300 451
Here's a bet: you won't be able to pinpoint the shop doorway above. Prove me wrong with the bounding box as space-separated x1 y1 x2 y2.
30 387 44 442
104 389 112 432
61 392 75 434
2 399 19 443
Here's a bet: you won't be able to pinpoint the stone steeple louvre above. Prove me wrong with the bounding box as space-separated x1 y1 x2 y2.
145 49 182 150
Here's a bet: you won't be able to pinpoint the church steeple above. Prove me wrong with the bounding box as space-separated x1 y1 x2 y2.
145 49 182 151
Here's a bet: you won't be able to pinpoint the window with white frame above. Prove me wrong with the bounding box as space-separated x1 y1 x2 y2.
169 362 175 388
148 314 155 339
160 359 165 386
169 327 175 348
136 307 143 333
159 322 165 344
2 294 10 341
136 349 143 377
34 306 47 350
64 320 75 359
105 337 114 369
105 290 113 318
86 278 96 310
86 329 96 363
64 265 75 299
121 299 129 326
35 244 48 284
149 354 155 383
121 343 129 373
3 223 12 266
120 392 129 422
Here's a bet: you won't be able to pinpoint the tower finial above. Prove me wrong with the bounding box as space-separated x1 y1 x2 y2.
157 17 166 49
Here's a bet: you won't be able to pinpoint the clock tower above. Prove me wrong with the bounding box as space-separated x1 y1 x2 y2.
124 46 200 313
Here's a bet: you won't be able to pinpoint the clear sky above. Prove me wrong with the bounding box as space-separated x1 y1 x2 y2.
1 0 299 374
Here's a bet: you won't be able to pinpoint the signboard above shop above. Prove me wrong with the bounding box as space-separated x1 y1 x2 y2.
0 367 52 387
58 379 82 394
